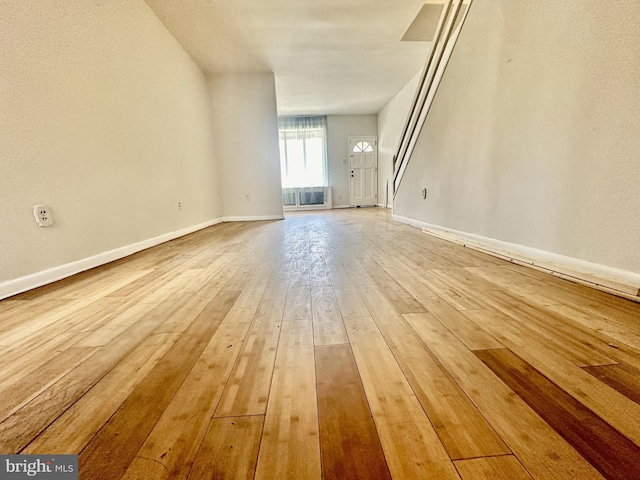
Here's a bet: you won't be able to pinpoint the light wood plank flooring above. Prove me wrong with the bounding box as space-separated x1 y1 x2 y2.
2 208 640 479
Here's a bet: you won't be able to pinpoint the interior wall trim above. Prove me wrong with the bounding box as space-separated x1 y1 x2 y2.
220 215 285 222
0 218 224 300
0 215 283 301
392 214 640 303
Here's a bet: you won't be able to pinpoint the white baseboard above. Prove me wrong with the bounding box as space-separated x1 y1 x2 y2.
331 204 352 209
221 214 284 222
283 205 331 212
392 214 640 302
0 213 288 301
0 218 225 301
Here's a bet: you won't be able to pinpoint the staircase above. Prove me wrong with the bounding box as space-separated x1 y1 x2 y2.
393 0 473 198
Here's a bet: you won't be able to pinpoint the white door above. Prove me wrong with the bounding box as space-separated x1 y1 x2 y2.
349 136 378 206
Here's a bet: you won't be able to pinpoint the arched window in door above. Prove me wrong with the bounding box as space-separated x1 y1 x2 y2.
352 141 374 153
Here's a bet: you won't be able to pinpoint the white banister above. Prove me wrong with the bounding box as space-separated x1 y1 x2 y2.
393 0 473 198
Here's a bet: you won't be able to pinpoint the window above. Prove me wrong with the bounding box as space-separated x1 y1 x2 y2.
278 116 328 188
282 186 331 210
353 141 373 153
299 189 325 205
282 191 297 206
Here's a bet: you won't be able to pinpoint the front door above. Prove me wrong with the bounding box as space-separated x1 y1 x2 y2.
349 136 378 206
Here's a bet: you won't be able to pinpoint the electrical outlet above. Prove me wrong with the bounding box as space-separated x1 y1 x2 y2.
178 201 182 210
421 188 428 199
33 205 53 227
245 194 251 202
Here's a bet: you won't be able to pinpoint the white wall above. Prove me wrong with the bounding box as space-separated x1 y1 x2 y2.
0 0 220 288
327 115 378 207
394 0 640 274
209 74 284 220
377 71 421 208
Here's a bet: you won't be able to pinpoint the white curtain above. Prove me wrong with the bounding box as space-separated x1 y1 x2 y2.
278 116 328 188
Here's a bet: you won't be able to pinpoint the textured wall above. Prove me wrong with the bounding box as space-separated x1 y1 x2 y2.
209 73 283 219
394 0 640 273
0 0 220 283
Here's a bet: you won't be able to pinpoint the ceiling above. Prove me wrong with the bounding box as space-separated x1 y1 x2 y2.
144 0 437 116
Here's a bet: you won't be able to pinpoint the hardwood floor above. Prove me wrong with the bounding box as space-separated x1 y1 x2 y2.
2 208 640 479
